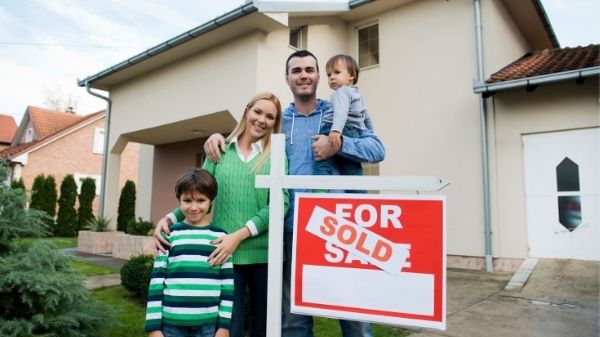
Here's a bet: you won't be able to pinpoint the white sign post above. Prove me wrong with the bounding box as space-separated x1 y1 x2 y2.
256 134 448 337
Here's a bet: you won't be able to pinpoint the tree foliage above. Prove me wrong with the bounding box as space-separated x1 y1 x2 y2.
117 180 136 232
55 175 78 237
77 178 96 232
29 174 46 211
0 163 113 336
10 178 25 191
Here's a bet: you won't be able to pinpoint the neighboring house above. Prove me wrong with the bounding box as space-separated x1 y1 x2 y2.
0 106 140 214
0 114 17 151
77 0 599 269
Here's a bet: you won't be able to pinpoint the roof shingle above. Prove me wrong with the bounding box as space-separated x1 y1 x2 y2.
28 106 85 139
486 44 599 84
0 114 17 143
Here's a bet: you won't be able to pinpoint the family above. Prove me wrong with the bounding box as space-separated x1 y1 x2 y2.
144 49 385 337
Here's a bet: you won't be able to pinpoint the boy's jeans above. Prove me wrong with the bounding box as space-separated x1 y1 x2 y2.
282 231 373 337
162 323 216 337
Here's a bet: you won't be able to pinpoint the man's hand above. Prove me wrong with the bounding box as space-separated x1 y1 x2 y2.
203 133 227 163
148 330 164 337
311 134 340 161
153 217 172 255
328 131 342 148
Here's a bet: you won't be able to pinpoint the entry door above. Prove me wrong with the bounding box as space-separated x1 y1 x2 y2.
523 128 599 260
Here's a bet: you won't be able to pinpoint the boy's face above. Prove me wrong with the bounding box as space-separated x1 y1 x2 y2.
286 56 319 101
327 60 354 90
179 191 212 226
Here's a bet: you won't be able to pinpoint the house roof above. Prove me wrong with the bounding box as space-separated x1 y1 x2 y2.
474 44 600 94
0 110 104 160
79 0 556 91
27 106 85 139
0 114 17 144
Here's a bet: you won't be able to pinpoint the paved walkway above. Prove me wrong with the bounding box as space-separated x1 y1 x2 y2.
62 248 599 336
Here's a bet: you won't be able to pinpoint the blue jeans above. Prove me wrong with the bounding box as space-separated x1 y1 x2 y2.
162 323 216 337
282 231 373 337
232 263 268 337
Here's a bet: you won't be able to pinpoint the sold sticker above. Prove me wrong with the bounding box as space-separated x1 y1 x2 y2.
306 206 411 275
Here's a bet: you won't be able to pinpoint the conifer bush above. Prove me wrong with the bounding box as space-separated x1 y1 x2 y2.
44 175 58 230
0 163 113 336
77 177 96 232
10 177 25 191
55 174 78 237
117 180 136 232
29 174 46 211
120 254 154 299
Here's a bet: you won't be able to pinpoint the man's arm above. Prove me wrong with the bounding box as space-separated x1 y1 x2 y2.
312 130 385 163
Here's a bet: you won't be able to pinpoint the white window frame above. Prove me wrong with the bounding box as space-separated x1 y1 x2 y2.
289 26 304 50
25 128 34 143
93 127 105 154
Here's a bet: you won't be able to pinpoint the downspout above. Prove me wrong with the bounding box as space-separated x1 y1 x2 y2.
474 0 493 272
85 82 111 217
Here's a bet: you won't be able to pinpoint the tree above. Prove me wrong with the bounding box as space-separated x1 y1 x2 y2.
44 175 58 230
0 163 112 336
77 178 96 232
55 175 77 237
10 178 25 191
29 174 46 211
117 180 136 232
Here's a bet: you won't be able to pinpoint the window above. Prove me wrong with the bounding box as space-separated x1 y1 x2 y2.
93 128 105 154
556 157 581 231
74 173 101 195
289 27 304 49
357 23 379 68
25 128 34 143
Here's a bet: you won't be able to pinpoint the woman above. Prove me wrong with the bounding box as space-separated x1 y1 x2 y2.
154 92 289 337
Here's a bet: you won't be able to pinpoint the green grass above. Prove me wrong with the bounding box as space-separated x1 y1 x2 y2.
314 317 412 336
91 286 147 337
70 259 118 276
18 236 77 249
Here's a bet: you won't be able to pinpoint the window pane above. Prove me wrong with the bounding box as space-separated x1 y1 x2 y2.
558 195 581 231
556 157 580 191
358 24 379 68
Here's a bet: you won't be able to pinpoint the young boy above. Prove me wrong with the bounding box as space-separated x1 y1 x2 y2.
145 168 234 337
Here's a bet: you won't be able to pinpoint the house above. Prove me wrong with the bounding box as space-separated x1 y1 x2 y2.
77 0 599 269
0 106 140 214
0 114 17 151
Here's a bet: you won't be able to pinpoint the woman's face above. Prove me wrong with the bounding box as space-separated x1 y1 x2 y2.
242 99 278 142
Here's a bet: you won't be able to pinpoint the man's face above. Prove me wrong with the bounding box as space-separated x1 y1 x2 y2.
285 56 319 101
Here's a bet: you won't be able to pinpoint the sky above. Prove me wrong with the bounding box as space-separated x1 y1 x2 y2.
0 0 598 124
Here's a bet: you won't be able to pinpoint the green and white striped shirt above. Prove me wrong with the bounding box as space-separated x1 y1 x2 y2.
144 222 234 332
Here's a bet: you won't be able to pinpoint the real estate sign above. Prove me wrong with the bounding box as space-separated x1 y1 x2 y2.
291 193 446 330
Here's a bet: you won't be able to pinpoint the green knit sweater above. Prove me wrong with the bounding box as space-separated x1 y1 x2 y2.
172 143 289 265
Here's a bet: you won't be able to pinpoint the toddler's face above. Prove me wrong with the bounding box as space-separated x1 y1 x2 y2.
327 61 354 90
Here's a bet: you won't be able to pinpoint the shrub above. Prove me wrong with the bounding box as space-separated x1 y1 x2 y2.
77 177 96 232
120 254 154 299
127 217 154 236
44 175 58 230
10 177 25 191
117 180 136 232
83 215 111 232
55 174 78 237
0 163 112 336
29 174 46 211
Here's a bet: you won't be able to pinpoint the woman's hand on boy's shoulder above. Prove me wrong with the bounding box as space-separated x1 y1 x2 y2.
153 217 172 255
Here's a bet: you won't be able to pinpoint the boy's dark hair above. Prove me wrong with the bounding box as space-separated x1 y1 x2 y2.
285 49 319 74
326 54 360 84
175 168 218 201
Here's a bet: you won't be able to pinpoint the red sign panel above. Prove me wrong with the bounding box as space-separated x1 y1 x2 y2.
291 193 446 330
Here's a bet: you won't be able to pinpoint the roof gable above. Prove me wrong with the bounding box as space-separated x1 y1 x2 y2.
0 110 105 160
27 106 85 140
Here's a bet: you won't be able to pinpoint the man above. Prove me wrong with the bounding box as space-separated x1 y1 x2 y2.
203 50 385 337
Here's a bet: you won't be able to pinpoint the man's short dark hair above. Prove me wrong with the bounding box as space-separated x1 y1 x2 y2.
285 49 319 74
175 168 218 201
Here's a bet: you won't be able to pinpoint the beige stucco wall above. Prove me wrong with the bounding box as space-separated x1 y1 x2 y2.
97 0 573 261
488 77 600 258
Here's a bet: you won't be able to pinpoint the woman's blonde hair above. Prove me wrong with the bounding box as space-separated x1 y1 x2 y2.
225 92 282 173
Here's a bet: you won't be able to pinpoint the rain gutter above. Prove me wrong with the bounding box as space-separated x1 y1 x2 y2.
474 0 493 272
77 2 257 87
85 83 111 217
474 67 600 95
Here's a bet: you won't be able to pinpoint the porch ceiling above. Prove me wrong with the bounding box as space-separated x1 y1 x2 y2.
123 110 237 146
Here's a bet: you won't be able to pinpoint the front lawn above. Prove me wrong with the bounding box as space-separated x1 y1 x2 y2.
18 236 77 249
